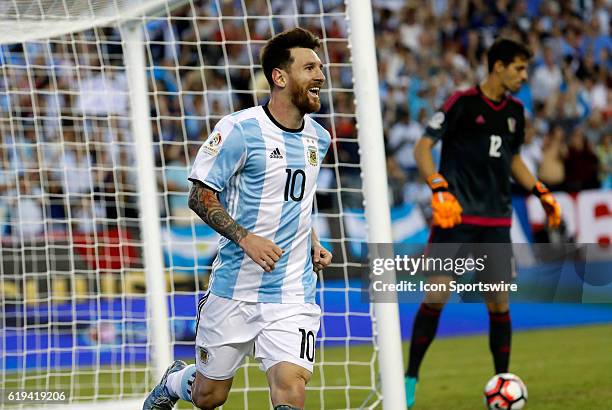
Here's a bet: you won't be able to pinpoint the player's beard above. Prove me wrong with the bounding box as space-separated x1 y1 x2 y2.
290 82 321 114
505 77 523 93
508 82 521 93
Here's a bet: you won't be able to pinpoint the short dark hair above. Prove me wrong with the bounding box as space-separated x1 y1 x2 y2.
260 27 321 87
487 38 533 73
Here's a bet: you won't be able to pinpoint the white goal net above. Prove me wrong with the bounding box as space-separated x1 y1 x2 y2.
0 1 395 409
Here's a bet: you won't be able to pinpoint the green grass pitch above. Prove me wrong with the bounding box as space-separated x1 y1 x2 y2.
4 324 611 409
405 324 612 410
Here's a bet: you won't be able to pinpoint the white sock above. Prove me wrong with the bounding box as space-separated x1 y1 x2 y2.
165 364 196 402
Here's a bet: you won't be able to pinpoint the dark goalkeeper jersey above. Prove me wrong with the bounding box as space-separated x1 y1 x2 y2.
424 86 525 225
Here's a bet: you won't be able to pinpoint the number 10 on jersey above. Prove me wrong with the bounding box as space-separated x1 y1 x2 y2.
284 169 306 201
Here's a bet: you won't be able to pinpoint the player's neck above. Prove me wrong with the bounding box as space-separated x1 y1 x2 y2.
479 77 506 102
267 94 304 131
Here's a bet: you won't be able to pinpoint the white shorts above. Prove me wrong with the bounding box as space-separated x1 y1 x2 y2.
194 292 321 380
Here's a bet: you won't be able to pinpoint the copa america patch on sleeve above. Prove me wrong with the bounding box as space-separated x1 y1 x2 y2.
428 111 445 129
202 132 222 156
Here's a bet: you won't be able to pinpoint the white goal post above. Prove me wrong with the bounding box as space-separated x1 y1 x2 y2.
0 0 404 409
346 1 405 408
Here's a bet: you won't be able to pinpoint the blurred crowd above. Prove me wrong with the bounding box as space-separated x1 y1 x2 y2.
0 0 610 240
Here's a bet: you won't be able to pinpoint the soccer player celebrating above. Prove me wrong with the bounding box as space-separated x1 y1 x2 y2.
143 27 332 410
404 38 561 408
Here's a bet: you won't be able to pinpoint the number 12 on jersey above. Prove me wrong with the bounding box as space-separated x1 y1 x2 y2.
284 169 306 201
489 135 502 158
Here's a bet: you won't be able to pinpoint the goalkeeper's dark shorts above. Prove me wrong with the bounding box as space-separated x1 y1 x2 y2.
423 224 514 283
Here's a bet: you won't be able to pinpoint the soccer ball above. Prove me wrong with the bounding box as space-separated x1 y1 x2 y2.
484 373 528 409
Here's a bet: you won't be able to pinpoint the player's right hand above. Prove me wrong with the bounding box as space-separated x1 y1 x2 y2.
427 172 462 229
431 191 462 228
238 233 283 272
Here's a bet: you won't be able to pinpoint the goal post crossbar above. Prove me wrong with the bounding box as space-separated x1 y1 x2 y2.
0 0 187 44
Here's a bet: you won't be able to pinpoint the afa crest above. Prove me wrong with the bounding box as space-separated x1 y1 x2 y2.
507 117 516 133
307 146 318 166
202 132 222 156
198 347 209 364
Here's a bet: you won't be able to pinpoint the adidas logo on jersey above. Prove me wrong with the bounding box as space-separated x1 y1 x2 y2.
476 115 486 124
269 148 283 159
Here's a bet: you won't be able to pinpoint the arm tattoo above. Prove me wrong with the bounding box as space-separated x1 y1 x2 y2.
188 182 248 245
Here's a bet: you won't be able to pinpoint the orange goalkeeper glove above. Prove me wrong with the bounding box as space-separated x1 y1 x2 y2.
427 173 462 229
532 181 561 228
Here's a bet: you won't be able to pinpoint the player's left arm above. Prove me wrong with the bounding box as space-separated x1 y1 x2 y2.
311 229 332 272
510 154 537 191
510 154 561 228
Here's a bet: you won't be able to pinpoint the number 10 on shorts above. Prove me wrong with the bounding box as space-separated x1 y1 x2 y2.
299 328 315 362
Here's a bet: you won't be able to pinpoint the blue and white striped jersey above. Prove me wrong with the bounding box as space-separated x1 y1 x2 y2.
189 105 331 304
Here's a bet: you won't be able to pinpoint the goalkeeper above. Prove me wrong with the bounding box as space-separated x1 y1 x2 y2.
404 38 561 408
144 27 332 410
